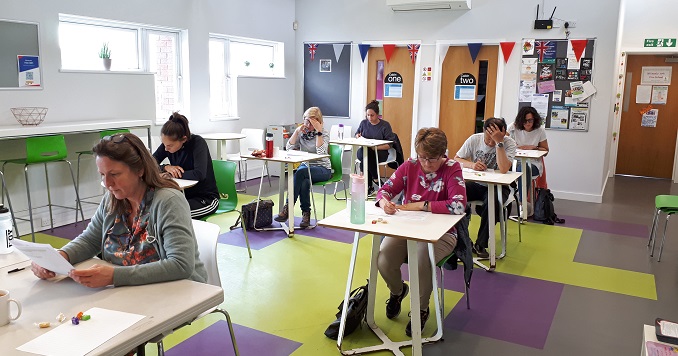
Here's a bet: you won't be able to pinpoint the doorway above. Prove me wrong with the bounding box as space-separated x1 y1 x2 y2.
616 55 678 178
439 45 499 155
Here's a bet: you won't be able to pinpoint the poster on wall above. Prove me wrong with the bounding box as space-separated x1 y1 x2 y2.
550 106 569 129
641 108 658 127
17 55 40 87
641 66 672 85
531 94 550 119
569 107 589 130
384 72 403 98
651 85 668 104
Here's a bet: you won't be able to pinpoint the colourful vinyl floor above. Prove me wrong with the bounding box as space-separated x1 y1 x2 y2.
31 175 678 355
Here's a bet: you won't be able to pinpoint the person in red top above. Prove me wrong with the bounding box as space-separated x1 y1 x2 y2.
375 127 467 337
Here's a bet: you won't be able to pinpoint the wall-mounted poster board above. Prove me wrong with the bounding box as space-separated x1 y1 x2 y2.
303 42 351 118
518 38 596 131
0 19 41 89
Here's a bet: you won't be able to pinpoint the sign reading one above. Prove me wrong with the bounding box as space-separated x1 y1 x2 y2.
385 72 403 84
644 38 677 48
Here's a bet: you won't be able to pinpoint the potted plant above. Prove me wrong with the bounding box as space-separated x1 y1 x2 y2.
99 42 111 71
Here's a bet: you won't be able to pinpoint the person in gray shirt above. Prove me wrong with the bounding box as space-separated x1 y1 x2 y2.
355 100 396 195
454 118 517 258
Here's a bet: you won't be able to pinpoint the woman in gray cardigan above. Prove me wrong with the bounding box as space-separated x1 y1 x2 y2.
31 133 207 287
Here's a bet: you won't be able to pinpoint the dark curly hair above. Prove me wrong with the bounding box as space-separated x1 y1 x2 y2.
483 117 507 131
514 106 542 130
365 100 380 115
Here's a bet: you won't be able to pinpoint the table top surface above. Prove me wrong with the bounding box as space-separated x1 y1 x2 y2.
0 250 29 271
330 137 392 147
172 178 199 189
462 169 522 185
318 205 464 243
0 259 223 356
0 119 152 140
243 150 329 163
198 132 247 141
515 149 548 159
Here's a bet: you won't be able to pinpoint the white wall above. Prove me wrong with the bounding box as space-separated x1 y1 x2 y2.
295 0 621 203
0 0 296 233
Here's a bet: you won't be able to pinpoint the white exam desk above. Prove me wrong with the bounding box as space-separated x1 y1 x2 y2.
329 137 392 197
198 132 247 160
0 259 223 356
318 205 464 356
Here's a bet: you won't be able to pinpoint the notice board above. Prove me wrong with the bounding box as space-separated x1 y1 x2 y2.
518 38 596 131
0 20 40 88
303 42 351 118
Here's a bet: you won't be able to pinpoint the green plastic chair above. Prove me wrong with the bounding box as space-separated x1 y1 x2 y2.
76 129 131 210
436 253 470 317
313 144 347 218
202 160 252 258
648 195 678 261
1 135 84 242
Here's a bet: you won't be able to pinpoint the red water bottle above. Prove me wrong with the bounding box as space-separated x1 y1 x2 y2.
265 133 274 158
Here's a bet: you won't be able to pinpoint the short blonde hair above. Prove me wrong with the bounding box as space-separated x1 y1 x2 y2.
415 128 448 158
303 107 323 124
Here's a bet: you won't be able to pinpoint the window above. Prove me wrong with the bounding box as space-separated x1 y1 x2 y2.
208 35 284 119
58 15 184 121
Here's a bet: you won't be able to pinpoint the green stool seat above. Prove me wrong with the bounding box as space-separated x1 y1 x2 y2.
313 144 347 218
648 195 678 261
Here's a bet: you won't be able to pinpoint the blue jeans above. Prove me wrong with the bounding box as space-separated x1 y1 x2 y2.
292 164 332 212
516 163 540 201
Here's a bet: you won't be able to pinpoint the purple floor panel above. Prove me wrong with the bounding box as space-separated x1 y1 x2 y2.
166 320 301 356
556 214 648 238
36 219 90 240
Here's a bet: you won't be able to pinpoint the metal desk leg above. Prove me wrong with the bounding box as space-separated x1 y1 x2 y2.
521 159 528 220
287 161 295 237
278 162 285 210
374 146 382 189
337 232 362 350
474 184 497 272
407 240 423 356
427 243 444 341
363 145 369 198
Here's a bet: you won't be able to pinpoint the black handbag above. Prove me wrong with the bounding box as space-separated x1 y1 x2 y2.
324 280 369 340
241 199 274 230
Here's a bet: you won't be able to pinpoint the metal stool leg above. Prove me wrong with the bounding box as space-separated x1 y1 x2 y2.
65 160 86 222
649 208 660 247
651 210 663 257
214 308 240 356
658 213 672 262
24 165 36 242
44 163 55 230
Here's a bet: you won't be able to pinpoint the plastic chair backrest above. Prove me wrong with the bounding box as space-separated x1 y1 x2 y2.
212 160 238 207
328 144 343 182
25 135 68 163
240 128 264 154
99 129 130 139
378 148 397 166
191 219 222 288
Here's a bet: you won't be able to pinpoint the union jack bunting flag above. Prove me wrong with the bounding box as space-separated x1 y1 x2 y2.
535 41 556 63
308 43 318 61
408 44 420 63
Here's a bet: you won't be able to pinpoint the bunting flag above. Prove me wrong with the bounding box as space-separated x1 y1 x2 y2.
308 43 318 61
467 43 482 63
383 44 396 63
407 44 420 64
358 44 371 62
570 39 588 62
499 42 516 63
332 44 345 63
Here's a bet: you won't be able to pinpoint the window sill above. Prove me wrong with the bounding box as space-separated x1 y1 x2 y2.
237 75 286 79
59 69 154 75
210 116 240 122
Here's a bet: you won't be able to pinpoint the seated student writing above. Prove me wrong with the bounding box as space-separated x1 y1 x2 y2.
153 112 219 219
376 128 467 336
31 133 208 287
454 118 517 258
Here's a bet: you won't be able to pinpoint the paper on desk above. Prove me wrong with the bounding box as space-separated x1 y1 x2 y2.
17 307 146 356
365 202 427 221
462 167 495 174
10 239 74 275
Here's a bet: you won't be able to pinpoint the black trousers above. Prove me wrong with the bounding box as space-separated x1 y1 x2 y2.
356 147 388 186
465 181 510 249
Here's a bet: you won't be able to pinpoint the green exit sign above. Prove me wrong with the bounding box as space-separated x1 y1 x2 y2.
644 38 676 47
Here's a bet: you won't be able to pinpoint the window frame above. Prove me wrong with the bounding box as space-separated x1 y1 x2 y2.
58 14 185 123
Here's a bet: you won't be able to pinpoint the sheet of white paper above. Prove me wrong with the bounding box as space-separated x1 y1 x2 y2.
365 204 427 221
10 239 75 275
636 85 652 104
17 307 146 356
660 320 678 338
581 81 597 100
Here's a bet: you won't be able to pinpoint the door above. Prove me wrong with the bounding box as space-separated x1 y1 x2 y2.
366 47 415 175
617 55 678 178
439 45 499 155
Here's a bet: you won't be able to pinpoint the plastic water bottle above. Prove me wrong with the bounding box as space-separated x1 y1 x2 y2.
265 133 274 158
350 174 366 224
0 205 14 254
338 124 344 140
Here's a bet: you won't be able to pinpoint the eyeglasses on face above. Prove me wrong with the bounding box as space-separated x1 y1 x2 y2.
525 119 535 123
417 156 442 164
103 134 128 143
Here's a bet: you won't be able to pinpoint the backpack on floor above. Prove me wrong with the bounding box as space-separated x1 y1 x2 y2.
533 188 565 225
324 280 369 340
230 199 274 230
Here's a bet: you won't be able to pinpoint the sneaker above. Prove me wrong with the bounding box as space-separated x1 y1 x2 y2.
405 308 430 337
299 211 311 229
367 186 376 198
274 204 289 222
472 244 489 258
385 282 409 319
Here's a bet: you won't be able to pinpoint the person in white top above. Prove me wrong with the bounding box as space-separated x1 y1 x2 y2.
507 106 549 199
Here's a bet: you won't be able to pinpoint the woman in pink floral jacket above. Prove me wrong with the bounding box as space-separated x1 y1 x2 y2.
375 127 467 337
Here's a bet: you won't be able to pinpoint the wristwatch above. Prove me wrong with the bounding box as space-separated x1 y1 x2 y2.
423 201 429 212
315 131 323 136
496 142 504 148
